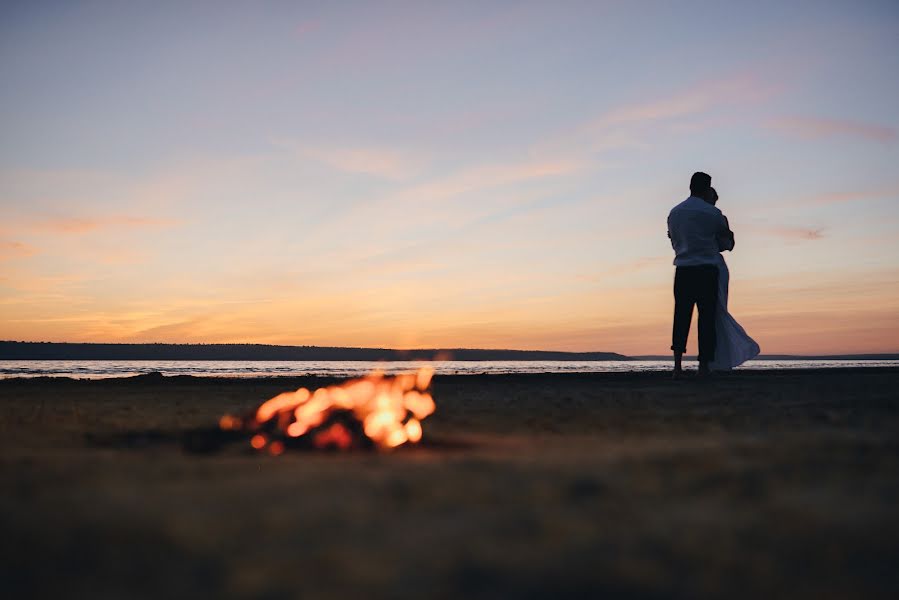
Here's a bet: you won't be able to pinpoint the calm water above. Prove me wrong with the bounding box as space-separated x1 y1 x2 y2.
1 359 898 379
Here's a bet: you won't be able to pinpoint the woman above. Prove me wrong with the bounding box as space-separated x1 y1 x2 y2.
708 187 761 371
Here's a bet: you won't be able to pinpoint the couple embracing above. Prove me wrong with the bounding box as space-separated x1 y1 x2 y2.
667 172 760 378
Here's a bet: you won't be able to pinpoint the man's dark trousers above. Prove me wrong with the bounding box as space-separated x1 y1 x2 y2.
672 265 719 364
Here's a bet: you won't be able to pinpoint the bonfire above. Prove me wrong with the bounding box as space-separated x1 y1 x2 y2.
217 367 436 453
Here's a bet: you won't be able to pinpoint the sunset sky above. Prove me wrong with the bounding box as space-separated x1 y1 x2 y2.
1 1 898 355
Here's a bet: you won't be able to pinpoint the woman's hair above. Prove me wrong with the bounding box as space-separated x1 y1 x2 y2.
709 187 719 203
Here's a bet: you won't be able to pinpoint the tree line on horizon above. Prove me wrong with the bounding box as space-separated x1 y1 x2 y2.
0 341 629 361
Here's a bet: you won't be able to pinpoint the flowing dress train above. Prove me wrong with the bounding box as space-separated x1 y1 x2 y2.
709 256 760 371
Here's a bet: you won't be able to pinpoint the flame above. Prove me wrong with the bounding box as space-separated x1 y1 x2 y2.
222 367 436 452
313 422 354 450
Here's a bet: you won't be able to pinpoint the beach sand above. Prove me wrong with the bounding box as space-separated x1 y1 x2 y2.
2 369 898 599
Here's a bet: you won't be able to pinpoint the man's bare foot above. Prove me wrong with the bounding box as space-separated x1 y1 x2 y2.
672 369 684 380
697 363 712 378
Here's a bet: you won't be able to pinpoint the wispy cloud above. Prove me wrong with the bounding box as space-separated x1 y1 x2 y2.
298 155 587 253
766 116 897 143
0 241 37 261
579 256 669 281
130 317 214 341
598 75 775 126
395 158 585 202
801 184 899 205
536 72 780 157
294 19 320 37
30 216 180 235
280 141 427 180
312 4 542 72
747 224 826 240
0 272 87 295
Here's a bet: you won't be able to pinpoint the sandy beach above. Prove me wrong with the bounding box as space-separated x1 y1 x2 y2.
2 368 898 599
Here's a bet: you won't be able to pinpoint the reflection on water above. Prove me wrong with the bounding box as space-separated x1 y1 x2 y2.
1 359 898 379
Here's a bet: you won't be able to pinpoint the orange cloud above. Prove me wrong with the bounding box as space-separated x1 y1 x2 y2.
130 317 214 341
766 116 897 142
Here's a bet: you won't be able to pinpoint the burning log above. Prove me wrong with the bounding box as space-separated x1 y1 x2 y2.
216 367 436 454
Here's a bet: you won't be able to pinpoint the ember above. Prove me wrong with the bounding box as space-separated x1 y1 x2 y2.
219 367 436 452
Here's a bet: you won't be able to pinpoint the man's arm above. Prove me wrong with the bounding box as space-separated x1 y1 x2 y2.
667 214 676 250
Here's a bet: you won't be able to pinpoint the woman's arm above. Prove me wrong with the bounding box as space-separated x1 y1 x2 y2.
718 215 735 251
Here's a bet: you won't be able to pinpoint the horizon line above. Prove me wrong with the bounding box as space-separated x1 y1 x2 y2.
2 341 898 359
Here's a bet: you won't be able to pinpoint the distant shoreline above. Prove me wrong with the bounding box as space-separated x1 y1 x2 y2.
0 341 628 362
1 341 897 362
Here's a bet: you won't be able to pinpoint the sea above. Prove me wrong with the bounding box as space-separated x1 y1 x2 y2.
1 359 898 379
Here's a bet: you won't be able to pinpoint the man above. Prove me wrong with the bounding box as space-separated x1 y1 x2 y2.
667 172 734 377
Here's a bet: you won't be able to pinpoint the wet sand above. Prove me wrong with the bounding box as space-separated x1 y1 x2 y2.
2 369 898 599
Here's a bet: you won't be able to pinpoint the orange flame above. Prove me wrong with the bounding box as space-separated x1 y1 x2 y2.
224 367 436 452
313 422 354 450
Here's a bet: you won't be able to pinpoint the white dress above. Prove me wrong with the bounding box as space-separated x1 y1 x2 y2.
708 255 760 371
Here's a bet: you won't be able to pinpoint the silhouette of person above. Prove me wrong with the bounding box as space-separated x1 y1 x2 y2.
667 172 734 377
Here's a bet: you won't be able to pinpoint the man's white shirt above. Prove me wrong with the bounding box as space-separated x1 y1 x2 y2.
667 196 729 267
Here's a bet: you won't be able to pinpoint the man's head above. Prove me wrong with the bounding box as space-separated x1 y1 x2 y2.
689 171 712 198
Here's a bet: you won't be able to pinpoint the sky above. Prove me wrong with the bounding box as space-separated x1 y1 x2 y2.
1 1 898 355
